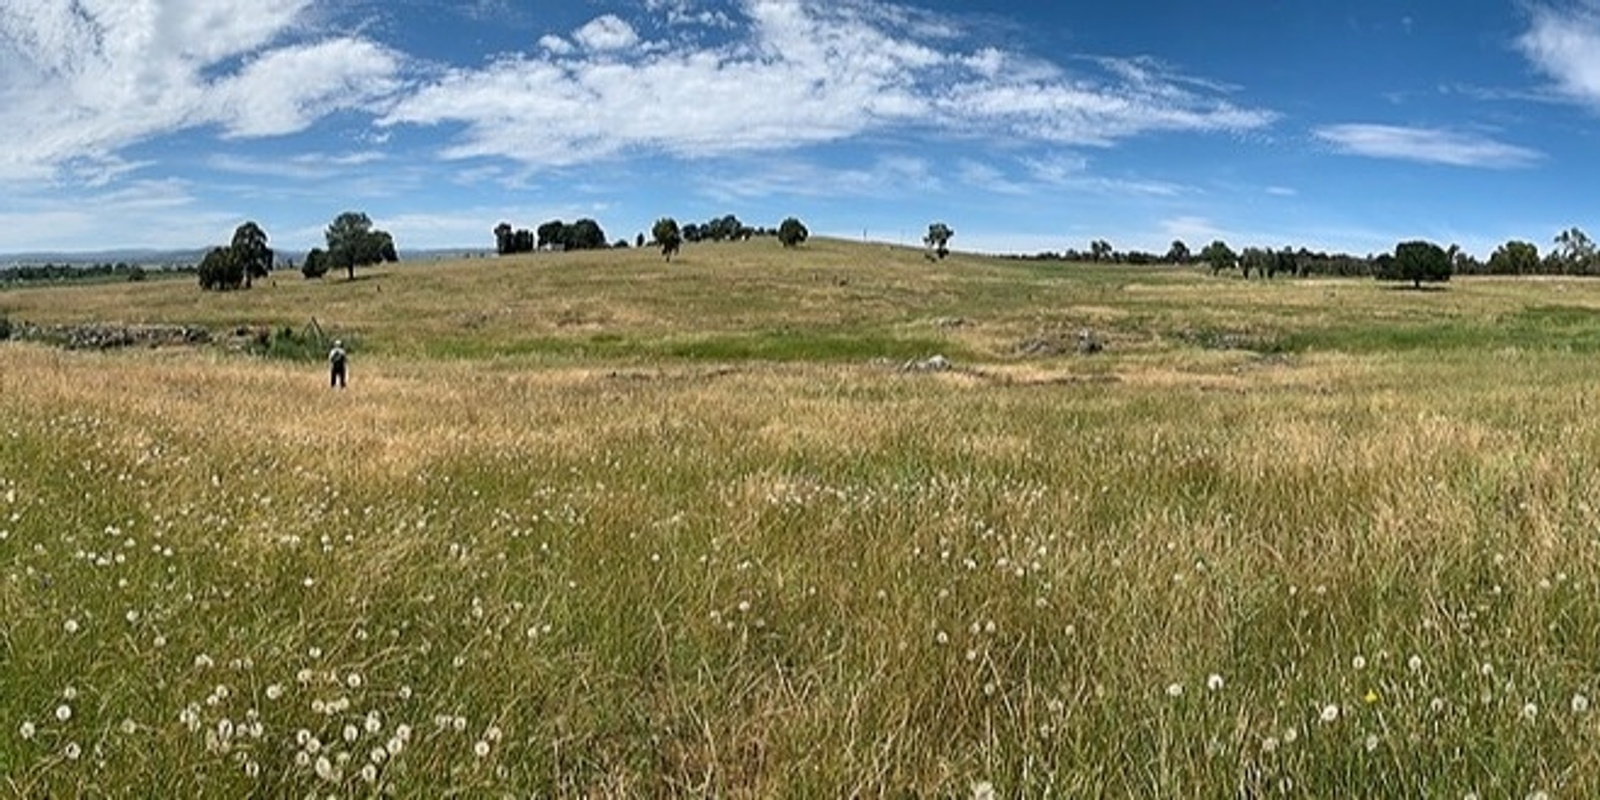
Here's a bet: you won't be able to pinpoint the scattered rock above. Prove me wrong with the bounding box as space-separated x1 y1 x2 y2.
902 354 953 372
1076 329 1104 354
17 323 212 350
1016 337 1066 357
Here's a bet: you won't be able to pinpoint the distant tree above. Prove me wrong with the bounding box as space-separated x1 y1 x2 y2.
1449 245 1481 275
198 246 244 290
1240 246 1276 279
1269 247 1297 278
706 214 744 242
612 239 630 249
1553 227 1598 275
1165 240 1191 265
1487 240 1540 275
777 217 809 248
636 232 646 249
924 222 954 259
1089 239 1114 262
566 218 608 251
653 218 683 262
494 222 514 255
302 247 330 279
536 220 566 250
1200 240 1236 274
1383 240 1452 288
230 221 273 289
325 211 397 280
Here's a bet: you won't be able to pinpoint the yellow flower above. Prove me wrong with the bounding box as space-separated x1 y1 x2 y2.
1364 689 1380 705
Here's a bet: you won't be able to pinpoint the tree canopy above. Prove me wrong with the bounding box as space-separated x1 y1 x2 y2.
1199 240 1237 274
924 222 954 259
777 217 809 248
197 246 243 291
495 222 535 255
198 221 273 291
325 212 397 280
529 219 609 252
302 248 330 280
229 221 273 289
1487 240 1540 275
1165 240 1191 265
652 218 682 262
1382 240 1452 288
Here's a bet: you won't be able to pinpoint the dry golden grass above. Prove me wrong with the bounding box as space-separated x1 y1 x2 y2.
8 242 1600 795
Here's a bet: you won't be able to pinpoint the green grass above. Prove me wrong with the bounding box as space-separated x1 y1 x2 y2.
5 240 1600 796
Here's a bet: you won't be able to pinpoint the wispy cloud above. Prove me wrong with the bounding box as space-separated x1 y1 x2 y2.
695 156 941 202
382 0 1276 169
1517 2 1600 109
0 0 403 182
0 180 238 251
1313 124 1542 168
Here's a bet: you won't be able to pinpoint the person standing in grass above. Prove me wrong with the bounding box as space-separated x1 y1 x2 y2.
329 339 348 389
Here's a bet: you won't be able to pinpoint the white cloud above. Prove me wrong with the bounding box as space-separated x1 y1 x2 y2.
0 0 403 181
573 15 640 51
382 0 1275 169
0 179 236 252
695 156 941 202
1314 124 1542 168
1518 3 1600 108
210 39 402 137
1162 216 1226 242
539 35 574 55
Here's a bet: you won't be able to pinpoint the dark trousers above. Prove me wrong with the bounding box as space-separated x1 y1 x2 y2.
331 364 346 388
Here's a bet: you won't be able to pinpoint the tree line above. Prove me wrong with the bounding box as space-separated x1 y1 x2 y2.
493 214 812 261
1 262 152 285
1007 226 1600 286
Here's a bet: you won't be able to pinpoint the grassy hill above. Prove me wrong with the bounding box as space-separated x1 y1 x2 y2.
4 239 1600 795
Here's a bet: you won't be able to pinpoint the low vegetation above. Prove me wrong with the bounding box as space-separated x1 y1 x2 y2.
4 239 1600 795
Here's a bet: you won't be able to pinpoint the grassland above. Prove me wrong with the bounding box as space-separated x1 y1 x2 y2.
5 239 1600 796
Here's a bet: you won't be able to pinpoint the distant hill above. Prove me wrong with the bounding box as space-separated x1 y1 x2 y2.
0 248 208 268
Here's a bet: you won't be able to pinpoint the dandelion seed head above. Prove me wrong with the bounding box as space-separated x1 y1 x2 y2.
63 619 79 634
63 741 81 760
1166 682 1184 698
1572 694 1590 714
1319 704 1339 723
1206 674 1224 692
54 704 72 722
19 721 36 740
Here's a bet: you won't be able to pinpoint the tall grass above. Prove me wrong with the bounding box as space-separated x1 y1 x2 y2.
5 242 1600 795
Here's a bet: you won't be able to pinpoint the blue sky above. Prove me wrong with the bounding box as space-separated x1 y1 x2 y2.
2 0 1597 259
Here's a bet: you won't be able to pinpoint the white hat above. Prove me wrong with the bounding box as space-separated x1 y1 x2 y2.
334 340 343 347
